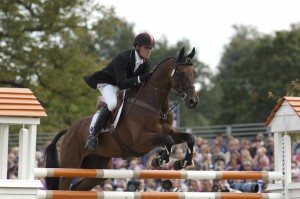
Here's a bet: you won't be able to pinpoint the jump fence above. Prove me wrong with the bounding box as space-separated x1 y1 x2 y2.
34 168 283 181
38 190 282 199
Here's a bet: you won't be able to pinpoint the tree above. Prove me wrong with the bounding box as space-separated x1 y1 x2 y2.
0 0 213 130
0 0 135 131
213 24 300 124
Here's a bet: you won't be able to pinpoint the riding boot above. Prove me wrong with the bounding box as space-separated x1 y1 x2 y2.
85 104 111 150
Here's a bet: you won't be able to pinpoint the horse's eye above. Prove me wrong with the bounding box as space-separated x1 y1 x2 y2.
177 72 185 77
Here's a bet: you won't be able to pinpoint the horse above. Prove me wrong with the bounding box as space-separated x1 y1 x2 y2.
44 46 199 191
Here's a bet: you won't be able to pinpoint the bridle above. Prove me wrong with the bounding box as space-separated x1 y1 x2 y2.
172 63 195 100
147 57 195 122
149 57 195 99
126 56 196 125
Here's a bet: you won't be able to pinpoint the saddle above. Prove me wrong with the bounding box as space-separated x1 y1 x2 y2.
96 92 143 157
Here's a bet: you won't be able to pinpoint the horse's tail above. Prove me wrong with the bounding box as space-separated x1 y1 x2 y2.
44 129 68 190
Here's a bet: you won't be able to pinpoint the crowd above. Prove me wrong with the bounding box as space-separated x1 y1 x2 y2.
7 132 300 193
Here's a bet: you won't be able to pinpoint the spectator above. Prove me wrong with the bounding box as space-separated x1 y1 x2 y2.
7 152 18 179
211 144 226 166
226 151 241 171
214 157 226 171
196 143 212 168
214 134 227 153
200 179 213 192
128 157 144 170
241 160 254 171
253 147 270 171
103 182 113 191
187 179 201 192
224 136 239 164
113 178 127 191
144 179 156 192
266 137 274 159
240 149 253 165
249 138 259 158
256 133 265 146
240 139 251 151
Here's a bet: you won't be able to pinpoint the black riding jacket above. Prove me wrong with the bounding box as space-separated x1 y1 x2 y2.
84 49 151 90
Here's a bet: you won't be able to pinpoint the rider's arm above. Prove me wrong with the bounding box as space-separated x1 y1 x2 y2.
114 55 140 89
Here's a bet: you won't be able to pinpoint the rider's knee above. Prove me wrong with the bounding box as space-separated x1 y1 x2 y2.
107 98 117 111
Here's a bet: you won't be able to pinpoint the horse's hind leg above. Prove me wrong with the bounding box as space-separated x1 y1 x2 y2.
71 178 103 191
71 155 112 191
169 129 195 170
59 178 73 190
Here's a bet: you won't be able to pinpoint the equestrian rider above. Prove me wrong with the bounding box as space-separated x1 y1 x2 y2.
83 32 155 150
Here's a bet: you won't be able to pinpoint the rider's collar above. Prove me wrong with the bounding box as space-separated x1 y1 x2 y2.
134 50 144 70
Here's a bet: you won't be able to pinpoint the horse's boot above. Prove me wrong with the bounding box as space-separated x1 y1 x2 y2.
85 104 111 150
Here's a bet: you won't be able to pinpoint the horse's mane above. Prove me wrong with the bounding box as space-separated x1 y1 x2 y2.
152 57 174 72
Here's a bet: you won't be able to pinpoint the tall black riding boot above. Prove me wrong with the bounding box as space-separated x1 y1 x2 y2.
85 104 111 150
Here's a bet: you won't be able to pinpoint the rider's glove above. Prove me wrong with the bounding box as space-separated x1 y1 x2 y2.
139 72 152 82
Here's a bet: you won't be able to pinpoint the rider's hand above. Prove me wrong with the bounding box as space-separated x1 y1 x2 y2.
140 72 152 82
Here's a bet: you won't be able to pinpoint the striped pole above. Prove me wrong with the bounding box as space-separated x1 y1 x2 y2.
34 168 283 181
38 190 282 199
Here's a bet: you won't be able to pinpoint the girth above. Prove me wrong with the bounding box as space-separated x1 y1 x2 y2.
126 97 157 114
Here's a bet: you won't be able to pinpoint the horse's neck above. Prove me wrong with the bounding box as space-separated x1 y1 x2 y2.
143 59 174 108
151 59 174 92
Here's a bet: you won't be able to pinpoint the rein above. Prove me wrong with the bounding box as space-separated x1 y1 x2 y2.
127 57 195 124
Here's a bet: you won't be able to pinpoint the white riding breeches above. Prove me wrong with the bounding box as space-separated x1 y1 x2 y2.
89 84 118 133
98 84 119 111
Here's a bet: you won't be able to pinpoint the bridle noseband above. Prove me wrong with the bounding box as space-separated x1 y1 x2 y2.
149 57 195 99
172 62 195 100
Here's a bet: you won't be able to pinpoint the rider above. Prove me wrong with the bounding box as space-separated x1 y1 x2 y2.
83 32 155 150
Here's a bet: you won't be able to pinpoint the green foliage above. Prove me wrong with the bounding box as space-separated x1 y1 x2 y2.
6 1 300 131
0 0 131 131
213 24 300 125
0 0 210 131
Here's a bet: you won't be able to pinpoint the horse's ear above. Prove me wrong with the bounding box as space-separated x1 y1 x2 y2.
177 46 185 60
187 47 195 59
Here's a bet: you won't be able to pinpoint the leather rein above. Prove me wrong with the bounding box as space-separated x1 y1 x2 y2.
126 57 195 123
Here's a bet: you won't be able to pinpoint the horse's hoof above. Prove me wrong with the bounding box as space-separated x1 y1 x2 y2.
151 158 160 167
158 149 170 163
187 160 194 167
173 160 183 170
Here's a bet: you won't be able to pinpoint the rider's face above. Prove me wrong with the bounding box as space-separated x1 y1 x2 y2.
138 45 152 59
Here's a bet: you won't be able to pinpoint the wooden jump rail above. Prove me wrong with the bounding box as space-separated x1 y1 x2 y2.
34 168 283 181
38 190 282 199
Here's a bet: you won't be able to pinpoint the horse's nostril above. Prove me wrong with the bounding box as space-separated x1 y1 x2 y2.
189 99 195 105
188 98 198 108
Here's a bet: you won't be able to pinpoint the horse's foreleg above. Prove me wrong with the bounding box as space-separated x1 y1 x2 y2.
138 133 174 168
151 145 173 167
169 129 195 170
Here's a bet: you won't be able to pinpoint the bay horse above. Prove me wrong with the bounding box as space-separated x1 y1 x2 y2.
44 47 199 191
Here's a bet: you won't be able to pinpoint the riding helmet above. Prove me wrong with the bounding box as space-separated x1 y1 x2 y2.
133 33 155 48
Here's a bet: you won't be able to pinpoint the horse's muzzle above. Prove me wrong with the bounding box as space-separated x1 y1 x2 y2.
186 97 198 109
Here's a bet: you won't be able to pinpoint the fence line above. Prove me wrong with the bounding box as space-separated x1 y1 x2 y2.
34 168 283 181
38 190 282 199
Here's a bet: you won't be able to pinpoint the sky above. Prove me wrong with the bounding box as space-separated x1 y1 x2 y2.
99 0 300 73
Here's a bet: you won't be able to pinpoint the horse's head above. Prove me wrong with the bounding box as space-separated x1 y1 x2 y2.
171 47 199 109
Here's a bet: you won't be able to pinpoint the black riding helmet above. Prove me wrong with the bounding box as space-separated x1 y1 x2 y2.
133 33 155 48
